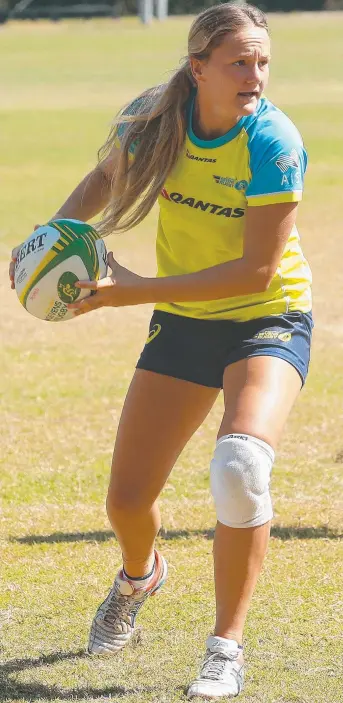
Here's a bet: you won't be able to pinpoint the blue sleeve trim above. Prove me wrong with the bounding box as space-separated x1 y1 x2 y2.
246 100 307 198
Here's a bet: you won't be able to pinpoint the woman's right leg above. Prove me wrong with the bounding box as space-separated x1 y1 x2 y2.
108 368 218 576
89 368 218 654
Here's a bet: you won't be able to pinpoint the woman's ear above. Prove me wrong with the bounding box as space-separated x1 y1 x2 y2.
189 57 205 85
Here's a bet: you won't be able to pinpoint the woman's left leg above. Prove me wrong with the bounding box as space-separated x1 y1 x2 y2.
188 356 302 700
213 356 302 644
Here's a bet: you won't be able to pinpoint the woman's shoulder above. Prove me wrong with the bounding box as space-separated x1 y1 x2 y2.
244 99 308 200
243 98 307 175
116 85 166 145
120 84 166 118
246 97 304 148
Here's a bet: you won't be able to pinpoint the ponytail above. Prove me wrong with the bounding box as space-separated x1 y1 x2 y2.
97 62 193 236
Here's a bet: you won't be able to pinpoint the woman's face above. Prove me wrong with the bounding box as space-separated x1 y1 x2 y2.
191 26 271 120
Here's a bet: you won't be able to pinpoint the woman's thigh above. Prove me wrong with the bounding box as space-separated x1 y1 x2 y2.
219 356 303 448
109 369 219 507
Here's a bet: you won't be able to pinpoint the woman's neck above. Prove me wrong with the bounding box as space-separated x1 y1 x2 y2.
193 93 240 141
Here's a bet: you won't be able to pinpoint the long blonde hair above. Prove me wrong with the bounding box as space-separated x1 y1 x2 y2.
97 2 268 236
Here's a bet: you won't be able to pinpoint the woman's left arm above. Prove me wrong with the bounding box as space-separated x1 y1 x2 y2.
142 201 298 302
69 202 297 314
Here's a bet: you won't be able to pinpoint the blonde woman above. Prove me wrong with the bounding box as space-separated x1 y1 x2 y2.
10 3 313 698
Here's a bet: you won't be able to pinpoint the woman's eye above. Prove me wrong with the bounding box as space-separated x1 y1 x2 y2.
232 59 269 68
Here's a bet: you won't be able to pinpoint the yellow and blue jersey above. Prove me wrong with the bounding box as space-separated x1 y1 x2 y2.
118 92 312 322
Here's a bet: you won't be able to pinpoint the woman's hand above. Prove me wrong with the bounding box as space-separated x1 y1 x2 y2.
68 252 150 316
9 215 67 290
9 244 23 290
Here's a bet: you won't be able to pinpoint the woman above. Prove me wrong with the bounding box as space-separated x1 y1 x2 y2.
10 3 313 699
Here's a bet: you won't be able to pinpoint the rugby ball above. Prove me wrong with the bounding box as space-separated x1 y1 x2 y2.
14 219 107 322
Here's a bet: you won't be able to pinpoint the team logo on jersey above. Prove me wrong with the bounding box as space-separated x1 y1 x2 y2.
160 189 245 218
213 176 248 192
186 149 217 164
280 169 302 187
275 149 299 173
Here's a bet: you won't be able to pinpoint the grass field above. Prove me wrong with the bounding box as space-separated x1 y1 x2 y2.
1 12 343 703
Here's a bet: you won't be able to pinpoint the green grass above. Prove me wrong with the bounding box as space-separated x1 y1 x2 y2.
1 13 343 703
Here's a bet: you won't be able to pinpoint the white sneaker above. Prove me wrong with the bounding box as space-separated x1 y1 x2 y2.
88 550 167 655
187 636 244 699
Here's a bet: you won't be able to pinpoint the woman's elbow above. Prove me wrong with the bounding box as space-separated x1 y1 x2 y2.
248 268 275 294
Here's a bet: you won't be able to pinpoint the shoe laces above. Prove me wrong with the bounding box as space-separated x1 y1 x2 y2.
200 650 238 681
102 581 147 625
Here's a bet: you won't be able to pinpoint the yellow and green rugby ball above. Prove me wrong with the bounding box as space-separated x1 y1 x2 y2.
14 219 107 322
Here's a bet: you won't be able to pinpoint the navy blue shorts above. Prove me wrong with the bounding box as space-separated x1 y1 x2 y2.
137 310 313 389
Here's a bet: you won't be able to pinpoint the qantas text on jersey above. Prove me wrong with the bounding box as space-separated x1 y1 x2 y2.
161 189 245 218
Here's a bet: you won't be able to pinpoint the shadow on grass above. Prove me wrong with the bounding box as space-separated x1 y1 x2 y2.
11 530 115 545
160 525 343 541
272 525 343 540
10 525 342 545
0 649 154 701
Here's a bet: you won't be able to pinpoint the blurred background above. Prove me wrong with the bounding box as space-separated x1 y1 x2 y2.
1 0 343 23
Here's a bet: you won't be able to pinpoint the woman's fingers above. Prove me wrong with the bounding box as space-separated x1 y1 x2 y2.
10 226 40 290
107 251 117 270
9 245 22 289
11 245 21 261
76 271 116 291
67 289 107 313
68 296 93 311
10 223 61 291
9 262 16 289
9 258 16 288
75 279 99 291
68 296 96 315
66 252 121 314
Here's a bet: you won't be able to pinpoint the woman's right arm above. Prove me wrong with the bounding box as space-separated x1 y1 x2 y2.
9 148 119 289
50 147 119 222
50 166 111 222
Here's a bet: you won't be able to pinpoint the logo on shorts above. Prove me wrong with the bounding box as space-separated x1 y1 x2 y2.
146 323 161 344
278 332 292 342
253 330 292 342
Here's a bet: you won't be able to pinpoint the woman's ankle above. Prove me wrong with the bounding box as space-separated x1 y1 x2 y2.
213 628 243 647
122 550 156 579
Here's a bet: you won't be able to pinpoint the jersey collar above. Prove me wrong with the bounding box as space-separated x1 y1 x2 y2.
187 90 256 149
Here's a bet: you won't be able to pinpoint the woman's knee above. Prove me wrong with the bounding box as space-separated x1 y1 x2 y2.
210 433 275 528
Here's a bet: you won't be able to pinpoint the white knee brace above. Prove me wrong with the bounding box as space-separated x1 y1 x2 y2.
210 434 275 528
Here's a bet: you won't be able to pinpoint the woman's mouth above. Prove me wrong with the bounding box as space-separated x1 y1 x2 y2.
237 91 259 99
